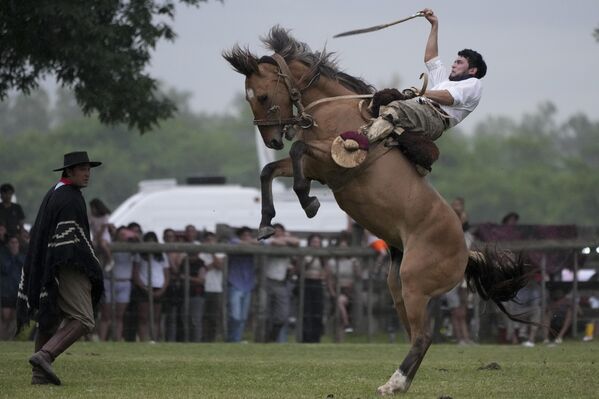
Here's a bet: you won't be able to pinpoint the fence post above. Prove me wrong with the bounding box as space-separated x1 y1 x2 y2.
540 254 547 338
367 256 374 343
255 254 267 343
222 256 229 342
183 256 190 343
296 257 306 343
353 256 364 337
110 269 116 341
0 266 3 336
147 257 155 342
333 257 341 343
572 251 579 338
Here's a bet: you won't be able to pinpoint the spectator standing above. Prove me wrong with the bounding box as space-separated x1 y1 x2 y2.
201 232 225 342
132 232 169 341
181 252 206 342
543 288 578 345
0 223 7 248
264 223 299 342
326 231 360 341
0 183 25 237
226 226 257 342
163 228 185 342
1 236 25 339
89 198 113 269
184 224 200 244
302 233 329 343
98 227 139 341
502 211 520 226
17 226 30 254
127 222 143 240
510 279 542 347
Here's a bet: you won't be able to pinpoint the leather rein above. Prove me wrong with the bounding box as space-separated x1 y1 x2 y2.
252 53 373 139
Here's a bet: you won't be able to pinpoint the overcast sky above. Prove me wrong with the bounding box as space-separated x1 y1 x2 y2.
148 0 599 132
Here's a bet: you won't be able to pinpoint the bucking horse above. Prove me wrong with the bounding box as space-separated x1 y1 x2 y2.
223 26 529 395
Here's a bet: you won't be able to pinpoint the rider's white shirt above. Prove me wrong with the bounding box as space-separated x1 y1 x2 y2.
425 56 483 128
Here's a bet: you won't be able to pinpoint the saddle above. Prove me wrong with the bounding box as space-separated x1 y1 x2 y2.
384 131 440 175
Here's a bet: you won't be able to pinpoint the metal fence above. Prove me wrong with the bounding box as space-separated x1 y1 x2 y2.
104 237 599 343
109 241 380 343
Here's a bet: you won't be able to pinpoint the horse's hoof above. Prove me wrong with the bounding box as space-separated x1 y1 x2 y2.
304 197 320 218
257 226 275 240
376 370 410 395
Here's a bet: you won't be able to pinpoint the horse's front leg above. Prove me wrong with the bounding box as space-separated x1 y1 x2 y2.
258 158 293 240
289 140 320 218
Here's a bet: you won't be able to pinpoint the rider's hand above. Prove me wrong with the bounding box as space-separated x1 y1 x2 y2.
420 8 438 25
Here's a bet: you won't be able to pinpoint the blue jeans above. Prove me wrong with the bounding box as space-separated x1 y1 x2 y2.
227 285 252 342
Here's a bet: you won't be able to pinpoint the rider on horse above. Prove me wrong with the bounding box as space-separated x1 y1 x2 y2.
364 8 487 174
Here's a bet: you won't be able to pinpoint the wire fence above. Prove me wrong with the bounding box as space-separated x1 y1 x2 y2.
101 238 599 343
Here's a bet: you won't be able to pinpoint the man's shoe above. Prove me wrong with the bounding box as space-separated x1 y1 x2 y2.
31 366 52 385
29 319 87 386
364 118 394 142
29 351 61 385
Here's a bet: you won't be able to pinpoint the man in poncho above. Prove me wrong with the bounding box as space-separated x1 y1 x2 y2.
17 151 104 385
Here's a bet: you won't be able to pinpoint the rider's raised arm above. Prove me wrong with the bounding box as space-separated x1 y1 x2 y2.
422 8 439 63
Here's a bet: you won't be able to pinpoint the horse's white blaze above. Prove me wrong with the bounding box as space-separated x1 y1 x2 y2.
246 88 255 100
377 369 410 396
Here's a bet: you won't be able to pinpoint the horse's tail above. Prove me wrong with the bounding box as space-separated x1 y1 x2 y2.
464 249 535 324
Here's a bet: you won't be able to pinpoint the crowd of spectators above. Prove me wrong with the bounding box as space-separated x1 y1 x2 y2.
1 181 597 346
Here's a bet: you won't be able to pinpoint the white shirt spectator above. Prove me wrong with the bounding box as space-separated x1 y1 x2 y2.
426 56 483 128
200 253 225 293
138 255 169 288
112 252 139 281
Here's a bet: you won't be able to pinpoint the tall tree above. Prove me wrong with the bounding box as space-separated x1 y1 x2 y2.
0 0 208 133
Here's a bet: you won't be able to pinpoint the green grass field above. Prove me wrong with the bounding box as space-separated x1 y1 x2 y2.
1 341 598 398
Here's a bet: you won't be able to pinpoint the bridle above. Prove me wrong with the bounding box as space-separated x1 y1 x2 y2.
252 53 317 133
252 53 373 139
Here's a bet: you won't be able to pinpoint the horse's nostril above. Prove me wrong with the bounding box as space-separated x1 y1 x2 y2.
269 139 282 149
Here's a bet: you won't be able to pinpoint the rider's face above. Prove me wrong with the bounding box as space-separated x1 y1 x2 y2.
450 56 476 80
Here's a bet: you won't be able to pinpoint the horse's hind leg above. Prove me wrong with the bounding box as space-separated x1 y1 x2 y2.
378 271 433 395
289 140 320 218
258 158 292 240
387 247 411 340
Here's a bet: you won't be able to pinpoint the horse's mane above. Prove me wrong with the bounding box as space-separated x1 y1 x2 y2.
223 26 375 95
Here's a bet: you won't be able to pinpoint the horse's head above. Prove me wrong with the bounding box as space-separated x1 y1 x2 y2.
224 26 375 150
223 46 294 150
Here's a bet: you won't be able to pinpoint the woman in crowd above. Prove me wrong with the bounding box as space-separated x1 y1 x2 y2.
98 227 139 341
327 231 361 341
132 232 169 341
302 233 329 343
163 228 185 341
89 198 113 269
0 236 25 339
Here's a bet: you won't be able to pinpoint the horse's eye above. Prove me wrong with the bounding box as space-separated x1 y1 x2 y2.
257 94 268 104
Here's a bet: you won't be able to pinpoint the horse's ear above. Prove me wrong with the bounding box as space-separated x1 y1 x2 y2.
222 45 260 76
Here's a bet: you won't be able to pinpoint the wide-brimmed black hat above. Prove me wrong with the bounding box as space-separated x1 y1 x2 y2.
53 151 102 171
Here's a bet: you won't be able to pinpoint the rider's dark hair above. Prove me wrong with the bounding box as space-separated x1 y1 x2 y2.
458 49 487 79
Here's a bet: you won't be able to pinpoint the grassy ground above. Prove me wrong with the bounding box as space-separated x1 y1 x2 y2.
1 341 598 398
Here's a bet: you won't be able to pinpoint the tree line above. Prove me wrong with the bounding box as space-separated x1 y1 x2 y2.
0 88 597 227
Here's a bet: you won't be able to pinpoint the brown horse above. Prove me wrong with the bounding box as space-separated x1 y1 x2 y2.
224 27 528 395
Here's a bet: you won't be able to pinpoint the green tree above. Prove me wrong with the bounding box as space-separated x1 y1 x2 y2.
0 0 209 133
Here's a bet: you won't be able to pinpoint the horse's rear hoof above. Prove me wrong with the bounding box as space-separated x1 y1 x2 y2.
304 197 320 218
257 226 275 240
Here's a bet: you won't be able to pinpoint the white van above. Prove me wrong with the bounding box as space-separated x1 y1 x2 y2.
109 178 348 235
